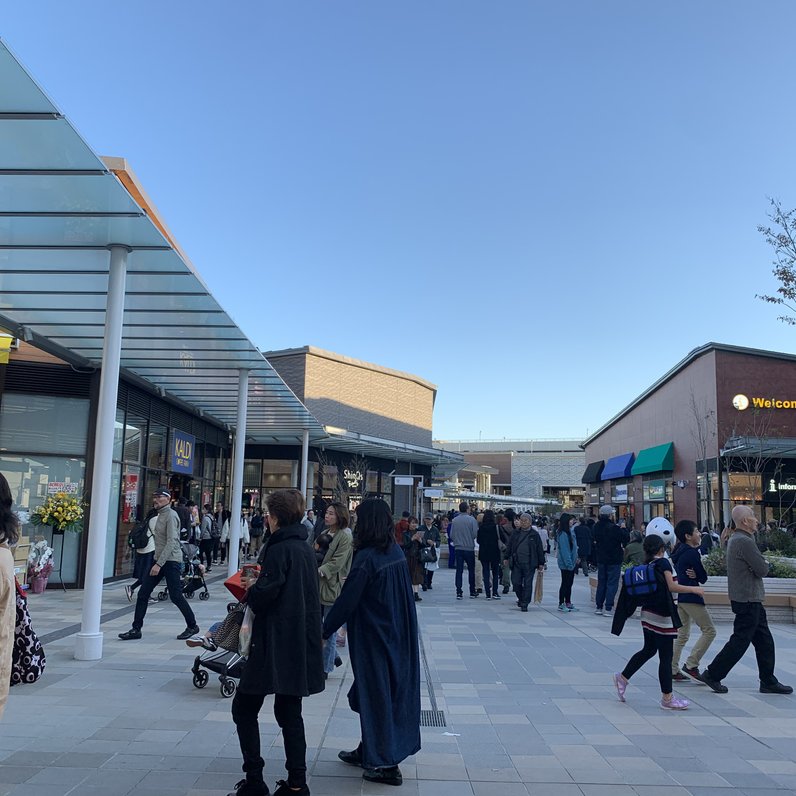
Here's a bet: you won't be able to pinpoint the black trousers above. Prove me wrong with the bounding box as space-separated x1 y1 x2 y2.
558 568 575 605
622 628 674 694
481 559 500 597
198 539 214 569
706 601 776 685
132 560 196 632
511 564 535 608
232 692 306 787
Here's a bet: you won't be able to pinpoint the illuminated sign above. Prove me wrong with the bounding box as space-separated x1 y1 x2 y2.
733 394 796 410
344 469 363 491
171 430 195 474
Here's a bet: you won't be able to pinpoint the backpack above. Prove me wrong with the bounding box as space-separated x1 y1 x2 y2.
128 519 152 551
622 562 659 600
209 515 221 539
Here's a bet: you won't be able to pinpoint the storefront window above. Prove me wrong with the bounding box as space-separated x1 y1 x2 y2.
642 477 672 523
124 413 146 464
366 470 379 494
113 407 125 461
243 460 262 488
262 460 294 493
147 423 168 470
0 393 89 456
105 462 122 579
1 454 86 584
381 473 393 496
728 473 762 503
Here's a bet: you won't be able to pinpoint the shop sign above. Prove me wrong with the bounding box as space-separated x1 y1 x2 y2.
47 481 78 495
733 393 796 411
588 487 601 504
767 478 796 493
171 430 195 475
122 473 139 523
394 476 414 486
613 484 628 503
344 469 364 491
644 480 665 500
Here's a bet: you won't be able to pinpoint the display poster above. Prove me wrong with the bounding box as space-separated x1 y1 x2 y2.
123 474 139 523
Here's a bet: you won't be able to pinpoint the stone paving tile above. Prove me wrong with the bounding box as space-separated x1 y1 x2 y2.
7 566 796 795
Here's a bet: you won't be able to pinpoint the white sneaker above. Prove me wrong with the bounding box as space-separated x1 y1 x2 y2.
604 609 613 617
594 608 604 615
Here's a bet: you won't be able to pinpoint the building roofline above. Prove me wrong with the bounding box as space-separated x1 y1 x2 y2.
263 345 438 394
582 341 796 449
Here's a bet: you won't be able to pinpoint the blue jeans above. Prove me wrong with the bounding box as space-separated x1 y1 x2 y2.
595 563 621 611
455 550 476 595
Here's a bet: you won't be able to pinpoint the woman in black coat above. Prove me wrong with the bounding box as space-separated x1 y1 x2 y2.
323 498 421 787
230 489 324 796
477 509 502 600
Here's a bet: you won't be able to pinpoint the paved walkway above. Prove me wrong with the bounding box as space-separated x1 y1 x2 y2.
3 564 796 796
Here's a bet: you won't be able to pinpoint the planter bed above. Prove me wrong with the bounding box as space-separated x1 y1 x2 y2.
589 574 796 623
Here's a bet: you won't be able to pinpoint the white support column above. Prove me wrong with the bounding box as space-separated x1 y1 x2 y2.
300 428 310 501
75 245 129 661
227 369 249 578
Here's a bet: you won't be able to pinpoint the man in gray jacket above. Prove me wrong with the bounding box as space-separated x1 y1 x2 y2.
505 513 545 612
701 505 792 694
119 490 199 641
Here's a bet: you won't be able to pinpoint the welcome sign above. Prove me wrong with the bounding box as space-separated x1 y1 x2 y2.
171 430 195 474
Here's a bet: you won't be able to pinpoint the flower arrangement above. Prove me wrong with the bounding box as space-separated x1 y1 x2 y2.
31 492 84 532
27 539 54 580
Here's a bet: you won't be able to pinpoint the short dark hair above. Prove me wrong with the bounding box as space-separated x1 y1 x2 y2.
354 499 395 552
203 503 212 512
674 519 699 544
643 534 665 563
0 473 19 546
459 502 469 513
178 497 187 505
265 488 305 528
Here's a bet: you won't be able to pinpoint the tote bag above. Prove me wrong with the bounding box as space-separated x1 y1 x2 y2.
10 585 46 686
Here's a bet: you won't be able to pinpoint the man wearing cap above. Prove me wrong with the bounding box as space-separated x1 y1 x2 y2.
592 505 629 617
504 513 545 612
118 490 199 641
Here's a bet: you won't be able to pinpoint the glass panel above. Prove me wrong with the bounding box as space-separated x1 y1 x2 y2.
147 423 167 470
0 393 89 455
0 173 139 213
729 473 762 503
204 444 218 481
0 46 59 113
124 413 146 464
116 466 142 577
366 471 379 494
263 460 293 491
381 473 393 495
113 407 125 461
105 462 122 579
0 214 167 247
243 460 262 488
0 119 102 170
322 465 339 490
1 453 85 585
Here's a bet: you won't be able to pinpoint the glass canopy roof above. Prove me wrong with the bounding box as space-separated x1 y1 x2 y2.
0 39 323 444
0 39 463 471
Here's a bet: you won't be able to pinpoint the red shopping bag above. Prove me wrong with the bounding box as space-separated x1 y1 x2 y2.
224 565 260 601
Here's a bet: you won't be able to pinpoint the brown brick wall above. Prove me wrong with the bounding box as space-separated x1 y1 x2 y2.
304 354 433 446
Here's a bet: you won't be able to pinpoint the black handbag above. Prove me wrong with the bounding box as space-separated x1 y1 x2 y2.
420 545 437 564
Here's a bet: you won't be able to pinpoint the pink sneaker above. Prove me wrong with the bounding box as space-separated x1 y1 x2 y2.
613 673 627 702
660 696 690 710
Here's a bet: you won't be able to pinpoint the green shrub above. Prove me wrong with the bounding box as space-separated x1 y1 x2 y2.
761 529 796 556
763 553 796 578
703 548 727 576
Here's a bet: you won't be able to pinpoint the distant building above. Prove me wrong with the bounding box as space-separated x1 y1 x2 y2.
434 439 586 510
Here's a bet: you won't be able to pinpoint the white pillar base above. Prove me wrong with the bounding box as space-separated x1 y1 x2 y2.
74 631 104 661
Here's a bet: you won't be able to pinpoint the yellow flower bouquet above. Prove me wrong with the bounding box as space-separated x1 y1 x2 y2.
31 492 84 532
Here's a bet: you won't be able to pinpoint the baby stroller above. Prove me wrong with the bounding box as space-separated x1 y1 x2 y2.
190 565 257 698
158 542 209 602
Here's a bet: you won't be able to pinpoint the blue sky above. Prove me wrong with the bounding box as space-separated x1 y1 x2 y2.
5 2 796 441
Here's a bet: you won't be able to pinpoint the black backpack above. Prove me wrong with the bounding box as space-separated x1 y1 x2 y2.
209 515 221 539
128 518 152 551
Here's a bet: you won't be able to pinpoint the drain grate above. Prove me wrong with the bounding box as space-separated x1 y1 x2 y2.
419 709 447 727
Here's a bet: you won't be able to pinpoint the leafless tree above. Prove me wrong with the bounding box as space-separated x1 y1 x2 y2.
689 390 717 527
757 198 796 324
725 406 778 508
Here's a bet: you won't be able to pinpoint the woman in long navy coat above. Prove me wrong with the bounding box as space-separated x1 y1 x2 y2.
323 498 421 786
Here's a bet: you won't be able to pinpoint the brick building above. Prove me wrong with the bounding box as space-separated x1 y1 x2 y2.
582 342 796 529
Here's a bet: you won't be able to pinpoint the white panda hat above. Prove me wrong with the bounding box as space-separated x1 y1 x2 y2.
646 517 675 545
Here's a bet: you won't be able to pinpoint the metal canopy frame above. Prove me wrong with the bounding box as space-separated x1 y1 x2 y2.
0 39 323 446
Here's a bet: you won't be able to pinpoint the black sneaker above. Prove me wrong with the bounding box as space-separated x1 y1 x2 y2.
124 585 134 603
334 656 342 668
760 680 793 694
700 670 729 694
456 593 463 600
362 766 402 786
118 628 142 640
470 593 478 599
227 778 269 796
273 781 309 796
177 625 201 641
502 587 509 594
683 666 702 681
672 671 689 682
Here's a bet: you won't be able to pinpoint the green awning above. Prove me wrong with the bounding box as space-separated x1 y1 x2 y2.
631 442 674 475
